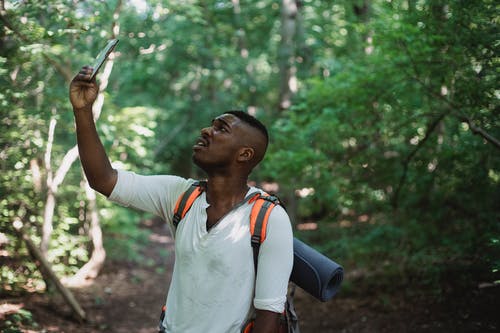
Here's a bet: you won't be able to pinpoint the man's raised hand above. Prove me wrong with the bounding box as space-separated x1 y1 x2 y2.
69 66 98 112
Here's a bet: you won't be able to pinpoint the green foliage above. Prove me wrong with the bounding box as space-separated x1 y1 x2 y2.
100 205 150 262
266 0 499 293
0 308 38 332
0 0 158 289
0 0 498 299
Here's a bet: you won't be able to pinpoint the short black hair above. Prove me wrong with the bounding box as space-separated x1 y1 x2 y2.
224 110 269 145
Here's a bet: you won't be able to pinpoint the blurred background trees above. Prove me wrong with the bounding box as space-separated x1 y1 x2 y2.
1 0 498 311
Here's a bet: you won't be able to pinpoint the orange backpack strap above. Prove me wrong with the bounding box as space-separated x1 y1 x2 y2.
172 181 206 229
172 185 281 271
249 193 281 272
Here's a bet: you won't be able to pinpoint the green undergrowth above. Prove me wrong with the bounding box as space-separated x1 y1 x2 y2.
0 308 38 333
295 214 499 299
102 206 151 263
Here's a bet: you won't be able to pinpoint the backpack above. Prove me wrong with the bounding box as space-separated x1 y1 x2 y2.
159 181 299 333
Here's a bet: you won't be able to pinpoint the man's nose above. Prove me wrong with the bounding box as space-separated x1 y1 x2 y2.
200 126 213 137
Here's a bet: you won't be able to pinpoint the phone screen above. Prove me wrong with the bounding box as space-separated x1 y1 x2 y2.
90 39 119 81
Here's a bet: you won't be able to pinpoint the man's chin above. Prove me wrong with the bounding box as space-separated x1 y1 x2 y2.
192 154 206 170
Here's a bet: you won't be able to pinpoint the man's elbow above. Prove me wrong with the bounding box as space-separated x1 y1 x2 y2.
88 170 117 197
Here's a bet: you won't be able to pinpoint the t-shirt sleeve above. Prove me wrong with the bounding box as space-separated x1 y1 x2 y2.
253 206 294 313
108 169 193 225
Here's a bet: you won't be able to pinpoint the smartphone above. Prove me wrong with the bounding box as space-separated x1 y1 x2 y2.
90 39 119 81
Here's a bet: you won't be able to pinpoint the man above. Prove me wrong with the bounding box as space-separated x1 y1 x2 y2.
69 66 294 333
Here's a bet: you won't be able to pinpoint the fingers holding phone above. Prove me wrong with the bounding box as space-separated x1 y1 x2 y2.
69 39 118 112
69 66 99 112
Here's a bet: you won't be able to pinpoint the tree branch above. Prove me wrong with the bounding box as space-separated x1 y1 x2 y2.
1 5 75 82
154 116 189 156
15 224 87 322
43 54 73 82
51 145 79 192
0 4 29 42
452 113 500 149
399 39 500 151
392 112 447 208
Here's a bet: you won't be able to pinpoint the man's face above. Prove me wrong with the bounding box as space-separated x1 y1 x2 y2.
192 114 246 172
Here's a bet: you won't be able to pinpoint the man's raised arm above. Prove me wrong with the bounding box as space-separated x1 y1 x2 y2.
69 66 117 197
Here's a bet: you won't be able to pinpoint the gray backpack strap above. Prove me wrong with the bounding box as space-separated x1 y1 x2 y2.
248 194 300 333
249 194 281 273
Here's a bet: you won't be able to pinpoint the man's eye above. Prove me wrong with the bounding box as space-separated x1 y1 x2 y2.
214 124 227 132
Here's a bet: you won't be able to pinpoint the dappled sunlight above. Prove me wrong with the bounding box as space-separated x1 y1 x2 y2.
261 181 279 193
2 0 498 332
224 209 249 243
297 213 371 231
295 187 315 198
335 214 372 228
339 220 352 228
61 274 96 288
129 0 148 14
297 222 318 231
149 233 173 245
247 106 257 116
136 329 156 333
0 303 24 320
357 214 370 223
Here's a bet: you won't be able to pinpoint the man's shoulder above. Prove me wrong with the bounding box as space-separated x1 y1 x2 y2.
247 188 290 224
162 176 200 197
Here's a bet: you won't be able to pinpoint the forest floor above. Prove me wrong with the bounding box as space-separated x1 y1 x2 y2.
1 218 499 333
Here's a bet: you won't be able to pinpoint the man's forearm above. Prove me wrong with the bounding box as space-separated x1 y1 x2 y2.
252 310 280 333
74 106 117 196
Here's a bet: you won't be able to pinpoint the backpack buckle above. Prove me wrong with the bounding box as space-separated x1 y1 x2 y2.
173 213 181 226
262 195 280 205
251 234 261 247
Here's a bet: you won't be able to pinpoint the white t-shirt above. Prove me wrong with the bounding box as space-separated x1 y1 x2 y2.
108 169 294 333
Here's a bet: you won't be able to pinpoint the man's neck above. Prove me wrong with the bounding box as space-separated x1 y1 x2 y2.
205 175 250 209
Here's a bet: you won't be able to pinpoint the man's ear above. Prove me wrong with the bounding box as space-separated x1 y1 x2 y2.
237 147 255 163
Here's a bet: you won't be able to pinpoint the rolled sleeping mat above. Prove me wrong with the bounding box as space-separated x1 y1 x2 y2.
290 237 344 302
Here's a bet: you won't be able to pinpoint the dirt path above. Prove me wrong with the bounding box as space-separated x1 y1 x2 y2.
2 219 499 332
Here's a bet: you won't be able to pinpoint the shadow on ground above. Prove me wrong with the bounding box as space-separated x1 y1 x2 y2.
1 218 498 332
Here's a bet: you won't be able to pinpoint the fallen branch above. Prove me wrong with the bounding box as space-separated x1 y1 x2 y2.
14 224 86 322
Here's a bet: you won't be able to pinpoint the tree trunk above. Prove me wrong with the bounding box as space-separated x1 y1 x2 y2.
278 0 299 111
41 116 56 256
277 1 301 223
231 0 259 113
40 132 80 257
346 0 371 55
65 0 122 283
63 181 106 287
232 0 247 56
